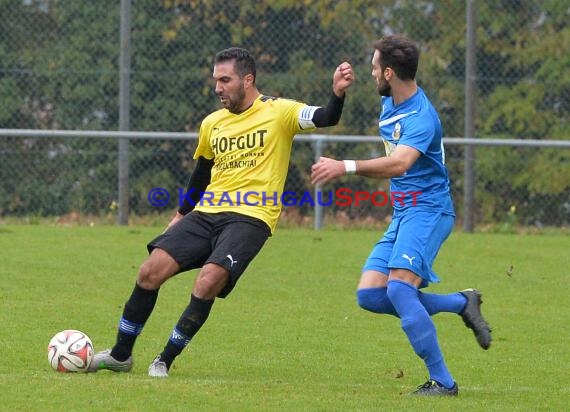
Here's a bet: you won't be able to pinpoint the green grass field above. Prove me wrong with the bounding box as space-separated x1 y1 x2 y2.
1 224 568 411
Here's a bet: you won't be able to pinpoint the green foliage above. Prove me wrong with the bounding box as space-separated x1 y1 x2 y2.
481 84 557 138
0 0 568 225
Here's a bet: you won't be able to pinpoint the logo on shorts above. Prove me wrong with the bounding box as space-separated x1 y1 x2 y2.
402 254 416 265
226 254 238 268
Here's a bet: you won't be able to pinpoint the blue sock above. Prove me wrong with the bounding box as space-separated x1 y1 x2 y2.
420 292 467 315
387 280 455 388
357 287 467 317
356 288 398 316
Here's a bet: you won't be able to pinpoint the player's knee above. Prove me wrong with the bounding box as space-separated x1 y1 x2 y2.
137 262 159 289
193 264 230 299
357 287 396 315
137 260 169 289
137 249 179 288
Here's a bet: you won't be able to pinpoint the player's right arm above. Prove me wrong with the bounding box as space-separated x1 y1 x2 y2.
177 156 214 214
166 119 216 230
165 156 214 230
311 145 420 185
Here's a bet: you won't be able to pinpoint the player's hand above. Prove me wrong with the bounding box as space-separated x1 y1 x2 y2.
333 62 354 97
311 156 347 185
164 211 184 233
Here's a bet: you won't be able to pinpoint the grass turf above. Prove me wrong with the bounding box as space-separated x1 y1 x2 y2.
0 224 568 411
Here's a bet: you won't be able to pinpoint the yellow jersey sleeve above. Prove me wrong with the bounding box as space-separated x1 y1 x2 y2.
194 117 215 160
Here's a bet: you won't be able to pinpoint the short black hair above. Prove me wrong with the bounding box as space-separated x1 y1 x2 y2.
373 35 419 81
214 47 256 81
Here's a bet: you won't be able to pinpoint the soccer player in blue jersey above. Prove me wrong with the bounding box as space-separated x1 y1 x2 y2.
311 35 491 396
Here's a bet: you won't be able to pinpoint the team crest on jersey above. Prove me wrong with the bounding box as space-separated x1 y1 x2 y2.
392 123 401 141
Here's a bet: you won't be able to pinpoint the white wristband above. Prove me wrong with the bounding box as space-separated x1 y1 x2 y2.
344 160 357 174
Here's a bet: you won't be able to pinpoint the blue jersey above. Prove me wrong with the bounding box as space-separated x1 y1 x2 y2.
379 87 455 216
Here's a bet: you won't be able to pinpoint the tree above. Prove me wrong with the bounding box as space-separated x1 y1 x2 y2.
0 0 567 225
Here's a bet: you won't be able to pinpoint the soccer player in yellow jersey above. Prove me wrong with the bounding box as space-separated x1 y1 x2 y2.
88 47 354 377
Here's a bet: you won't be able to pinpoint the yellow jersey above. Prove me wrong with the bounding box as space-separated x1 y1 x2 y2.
193 95 317 232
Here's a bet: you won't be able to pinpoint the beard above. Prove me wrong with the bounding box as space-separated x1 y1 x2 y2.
377 81 391 97
224 84 247 114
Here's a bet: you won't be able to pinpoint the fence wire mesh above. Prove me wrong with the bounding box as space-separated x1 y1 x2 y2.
1 0 569 228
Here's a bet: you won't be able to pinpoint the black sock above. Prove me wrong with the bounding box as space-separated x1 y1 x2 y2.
111 283 159 361
159 294 214 368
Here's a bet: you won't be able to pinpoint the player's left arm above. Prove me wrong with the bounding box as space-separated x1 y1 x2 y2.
311 144 421 185
299 62 354 129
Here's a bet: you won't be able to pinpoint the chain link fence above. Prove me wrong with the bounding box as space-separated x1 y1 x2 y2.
1 0 569 229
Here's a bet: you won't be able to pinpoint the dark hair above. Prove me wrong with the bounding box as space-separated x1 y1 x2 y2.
214 47 256 81
372 35 419 81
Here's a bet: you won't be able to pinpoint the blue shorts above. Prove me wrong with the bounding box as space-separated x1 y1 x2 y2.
362 211 454 287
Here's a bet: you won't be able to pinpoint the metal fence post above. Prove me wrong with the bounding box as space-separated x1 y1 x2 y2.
313 136 324 230
463 0 477 232
117 0 131 225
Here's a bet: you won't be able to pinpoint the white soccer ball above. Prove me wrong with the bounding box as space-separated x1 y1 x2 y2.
47 329 94 373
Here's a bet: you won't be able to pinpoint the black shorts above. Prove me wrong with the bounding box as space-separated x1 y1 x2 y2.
147 211 271 298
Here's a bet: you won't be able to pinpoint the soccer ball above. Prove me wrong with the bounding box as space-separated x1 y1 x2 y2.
47 329 94 373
